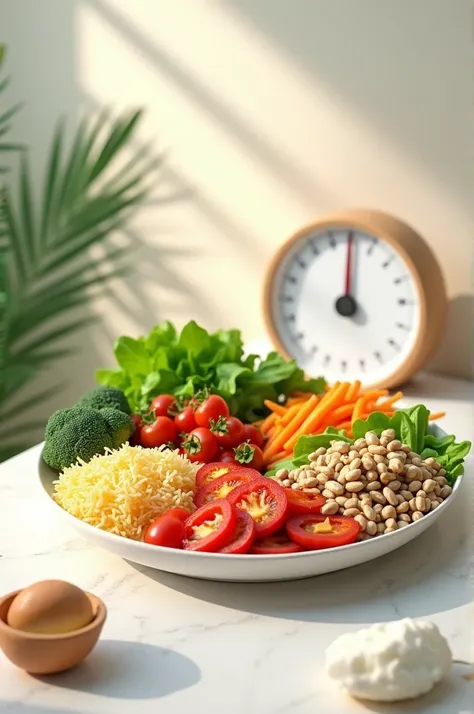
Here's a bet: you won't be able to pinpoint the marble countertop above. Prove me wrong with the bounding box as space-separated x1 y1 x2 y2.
0 374 473 714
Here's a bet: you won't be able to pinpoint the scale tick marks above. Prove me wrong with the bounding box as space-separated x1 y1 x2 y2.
367 238 377 255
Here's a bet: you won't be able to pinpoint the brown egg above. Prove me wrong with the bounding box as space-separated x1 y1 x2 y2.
7 580 94 635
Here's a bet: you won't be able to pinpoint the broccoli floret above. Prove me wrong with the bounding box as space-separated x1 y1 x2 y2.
77 386 131 415
43 406 134 471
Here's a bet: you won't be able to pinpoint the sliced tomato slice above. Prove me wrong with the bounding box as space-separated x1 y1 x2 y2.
194 469 263 508
219 511 256 554
195 461 242 488
286 514 360 550
183 500 237 552
228 479 288 538
284 488 326 515
250 532 304 554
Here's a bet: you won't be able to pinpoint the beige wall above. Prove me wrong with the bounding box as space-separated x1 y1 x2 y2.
2 0 473 420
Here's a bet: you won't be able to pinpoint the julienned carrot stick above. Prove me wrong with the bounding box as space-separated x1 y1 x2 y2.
375 391 403 409
352 397 366 422
260 412 276 434
429 411 445 420
287 395 312 406
263 394 319 460
264 400 287 416
280 402 307 426
346 380 361 401
283 382 350 451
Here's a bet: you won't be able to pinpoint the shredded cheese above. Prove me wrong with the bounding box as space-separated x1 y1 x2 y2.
53 443 199 540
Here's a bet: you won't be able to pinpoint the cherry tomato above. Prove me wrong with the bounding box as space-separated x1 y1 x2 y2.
219 511 256 554
250 533 304 554
144 515 185 548
194 469 263 508
174 405 197 434
130 413 143 446
196 461 241 488
183 499 237 552
140 416 179 449
195 395 230 429
284 488 326 515
182 428 218 463
220 449 239 465
242 424 264 449
165 507 193 521
286 514 360 550
212 416 245 449
150 394 177 418
234 442 264 471
228 479 289 538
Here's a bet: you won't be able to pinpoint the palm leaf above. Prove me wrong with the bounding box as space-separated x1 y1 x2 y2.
0 103 155 460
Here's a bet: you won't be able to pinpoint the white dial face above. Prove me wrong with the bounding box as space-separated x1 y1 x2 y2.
271 227 422 385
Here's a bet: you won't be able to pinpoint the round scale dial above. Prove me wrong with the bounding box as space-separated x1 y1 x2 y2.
264 210 447 388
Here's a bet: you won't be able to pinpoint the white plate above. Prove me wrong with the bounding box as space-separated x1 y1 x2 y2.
37 426 462 582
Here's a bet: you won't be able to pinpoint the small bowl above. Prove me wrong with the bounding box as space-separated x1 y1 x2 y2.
0 589 107 674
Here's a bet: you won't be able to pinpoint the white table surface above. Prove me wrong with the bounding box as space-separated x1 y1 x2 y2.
0 374 473 714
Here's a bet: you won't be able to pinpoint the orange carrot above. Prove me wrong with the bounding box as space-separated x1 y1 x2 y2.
283 382 350 451
374 391 403 410
429 411 446 420
346 380 361 401
352 397 366 422
260 412 276 435
287 395 312 406
263 394 319 461
264 400 287 416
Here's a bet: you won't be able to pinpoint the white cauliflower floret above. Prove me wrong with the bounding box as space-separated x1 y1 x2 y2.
325 618 452 702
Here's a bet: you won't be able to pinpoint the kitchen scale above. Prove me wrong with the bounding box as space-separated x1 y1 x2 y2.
263 209 447 388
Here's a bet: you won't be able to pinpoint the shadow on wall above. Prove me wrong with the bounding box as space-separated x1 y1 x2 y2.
230 0 471 206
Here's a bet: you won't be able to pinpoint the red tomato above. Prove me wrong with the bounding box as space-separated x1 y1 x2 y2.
250 533 304 554
286 514 360 550
144 515 185 548
140 416 179 449
234 442 264 471
174 405 197 434
194 469 263 508
150 394 177 418
196 461 242 488
285 488 326 515
195 395 229 429
212 416 245 449
219 511 256 554
183 499 237 552
242 424 264 449
220 449 239 465
130 414 143 446
228 479 289 538
182 428 218 463
165 507 193 521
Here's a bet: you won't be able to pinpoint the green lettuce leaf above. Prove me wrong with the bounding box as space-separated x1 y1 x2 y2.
96 320 326 421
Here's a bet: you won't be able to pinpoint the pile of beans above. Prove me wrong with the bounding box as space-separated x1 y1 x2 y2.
272 429 452 539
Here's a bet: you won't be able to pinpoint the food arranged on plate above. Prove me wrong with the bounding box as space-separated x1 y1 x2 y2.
43 320 471 557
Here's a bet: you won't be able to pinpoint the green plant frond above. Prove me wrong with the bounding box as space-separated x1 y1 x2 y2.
37 217 123 275
0 445 30 461
10 316 96 360
39 118 65 250
0 103 23 129
0 383 66 420
0 419 47 441
19 153 36 265
88 109 143 185
0 104 154 460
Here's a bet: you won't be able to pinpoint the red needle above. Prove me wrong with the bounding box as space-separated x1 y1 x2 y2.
344 232 354 295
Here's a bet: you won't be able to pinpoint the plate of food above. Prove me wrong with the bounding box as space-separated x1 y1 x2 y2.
37 321 471 582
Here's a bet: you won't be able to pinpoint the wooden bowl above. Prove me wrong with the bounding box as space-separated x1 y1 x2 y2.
0 589 107 674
